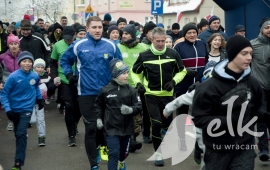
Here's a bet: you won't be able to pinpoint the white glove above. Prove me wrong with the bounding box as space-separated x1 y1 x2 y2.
97 118 104 130
120 105 133 115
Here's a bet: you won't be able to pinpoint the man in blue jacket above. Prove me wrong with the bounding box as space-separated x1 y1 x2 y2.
198 15 228 44
60 16 122 170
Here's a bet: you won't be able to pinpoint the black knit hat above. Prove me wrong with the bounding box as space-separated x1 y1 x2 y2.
144 22 156 34
108 25 120 37
226 35 252 62
182 23 198 37
123 24 136 38
199 19 208 29
172 23 180 30
75 25 86 33
53 22 63 31
117 17 127 26
20 19 32 30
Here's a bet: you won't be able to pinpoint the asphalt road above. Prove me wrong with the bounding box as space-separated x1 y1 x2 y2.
0 101 270 170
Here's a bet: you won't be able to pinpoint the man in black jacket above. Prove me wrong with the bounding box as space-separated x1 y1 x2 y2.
192 35 270 170
19 19 51 73
0 20 8 55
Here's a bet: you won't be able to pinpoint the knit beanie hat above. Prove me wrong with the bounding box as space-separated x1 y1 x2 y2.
18 51 34 65
172 23 180 30
33 58 46 68
260 20 270 34
20 19 32 30
75 25 86 33
72 22 81 30
157 23 164 28
54 22 63 31
104 13 112 21
108 25 120 37
7 34 20 45
14 21 21 30
109 20 117 27
144 22 157 34
182 23 198 37
129 20 135 25
226 35 252 62
109 58 129 78
259 17 270 28
23 14 31 20
117 17 127 26
123 24 136 38
199 18 208 29
209 15 220 25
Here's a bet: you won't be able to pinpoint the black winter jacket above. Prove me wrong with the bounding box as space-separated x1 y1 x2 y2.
95 79 141 136
192 59 270 151
19 32 51 68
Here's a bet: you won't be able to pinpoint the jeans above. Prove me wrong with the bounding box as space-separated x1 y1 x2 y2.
13 112 32 166
106 136 130 170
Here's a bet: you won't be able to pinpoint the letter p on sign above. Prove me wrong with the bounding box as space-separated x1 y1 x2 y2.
154 0 161 10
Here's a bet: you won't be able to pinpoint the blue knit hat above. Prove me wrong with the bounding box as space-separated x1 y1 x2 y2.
209 15 220 25
110 58 129 78
14 21 21 31
104 13 112 21
18 51 34 65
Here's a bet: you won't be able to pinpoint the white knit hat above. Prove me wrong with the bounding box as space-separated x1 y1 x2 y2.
33 58 46 68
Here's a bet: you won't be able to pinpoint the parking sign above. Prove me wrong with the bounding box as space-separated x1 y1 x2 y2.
151 0 163 15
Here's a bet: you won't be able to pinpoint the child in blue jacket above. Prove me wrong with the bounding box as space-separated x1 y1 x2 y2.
1 51 43 170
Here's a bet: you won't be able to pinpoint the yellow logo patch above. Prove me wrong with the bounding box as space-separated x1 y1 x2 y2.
104 53 108 59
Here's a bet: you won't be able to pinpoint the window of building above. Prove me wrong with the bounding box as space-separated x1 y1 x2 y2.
92 0 95 7
98 0 101 5
168 19 171 27
145 16 155 24
81 0 85 4
104 0 107 4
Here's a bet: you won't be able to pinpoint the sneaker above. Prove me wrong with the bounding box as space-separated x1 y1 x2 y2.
50 95 55 100
100 146 109 161
259 149 270 161
45 99 50 105
6 121 13 131
143 136 152 144
118 161 126 170
28 123 32 128
178 139 187 151
154 152 164 166
68 137 76 147
12 163 21 170
194 150 201 165
96 146 101 164
57 103 61 109
39 136 46 146
91 166 98 170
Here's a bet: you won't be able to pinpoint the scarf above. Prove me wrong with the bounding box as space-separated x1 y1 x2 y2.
113 78 127 86
120 38 139 48
54 32 62 41
150 43 166 56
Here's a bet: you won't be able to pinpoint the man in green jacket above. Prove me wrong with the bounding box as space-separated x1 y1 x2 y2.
50 26 81 147
118 24 148 152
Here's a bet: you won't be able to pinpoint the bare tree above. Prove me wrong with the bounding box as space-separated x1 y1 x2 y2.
34 0 68 23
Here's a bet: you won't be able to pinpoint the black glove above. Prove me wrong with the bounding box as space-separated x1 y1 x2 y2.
6 111 17 121
136 83 146 94
37 99 44 110
186 68 198 77
188 81 200 92
163 80 176 91
66 73 78 86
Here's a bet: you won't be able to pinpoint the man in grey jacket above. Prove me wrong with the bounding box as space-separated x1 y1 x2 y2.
250 17 270 161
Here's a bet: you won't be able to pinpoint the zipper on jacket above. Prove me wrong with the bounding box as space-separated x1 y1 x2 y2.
159 55 163 91
193 43 198 84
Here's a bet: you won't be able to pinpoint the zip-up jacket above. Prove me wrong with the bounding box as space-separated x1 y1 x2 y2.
60 32 122 96
192 59 270 151
131 47 187 96
0 49 21 82
95 79 141 136
174 39 208 94
1 68 42 113
118 40 148 87
19 32 51 68
198 27 228 43
250 36 270 90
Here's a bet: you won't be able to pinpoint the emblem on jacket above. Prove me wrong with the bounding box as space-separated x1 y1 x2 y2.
104 53 108 59
30 79 36 85
107 94 117 98
122 52 128 58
